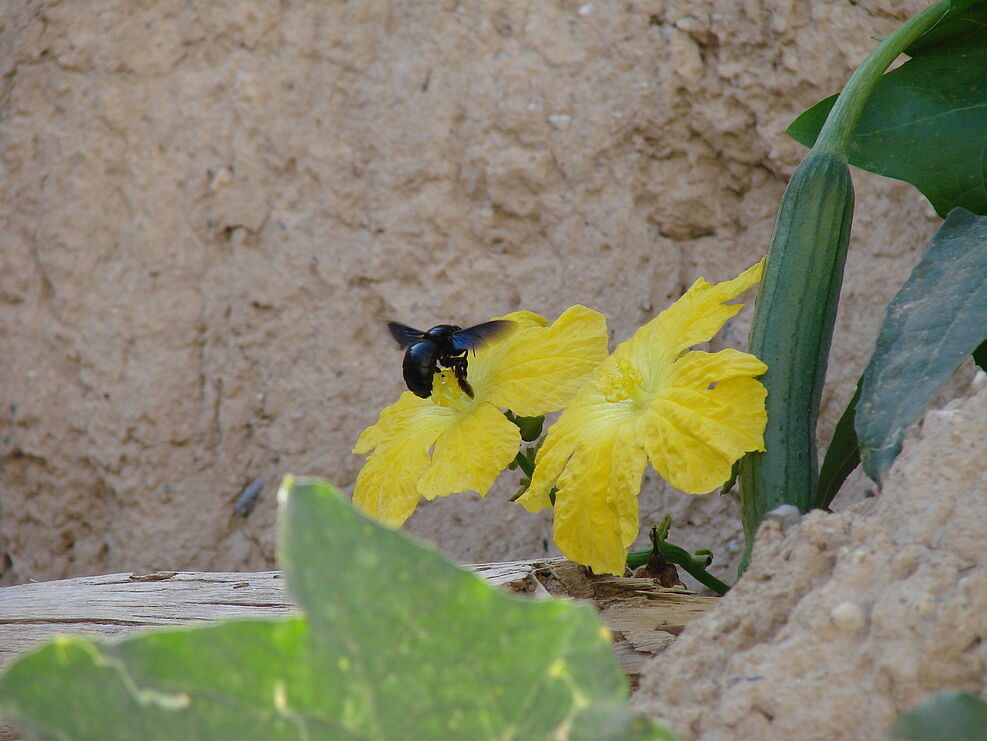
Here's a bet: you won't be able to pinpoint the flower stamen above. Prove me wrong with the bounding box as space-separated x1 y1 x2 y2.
429 370 465 407
595 357 644 403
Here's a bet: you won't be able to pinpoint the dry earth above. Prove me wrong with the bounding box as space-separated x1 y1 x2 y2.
634 375 987 740
0 0 942 589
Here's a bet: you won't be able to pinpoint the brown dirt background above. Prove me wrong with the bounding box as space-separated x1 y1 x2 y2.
0 0 942 587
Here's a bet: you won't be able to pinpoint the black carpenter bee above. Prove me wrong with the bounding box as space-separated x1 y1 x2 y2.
387 320 513 399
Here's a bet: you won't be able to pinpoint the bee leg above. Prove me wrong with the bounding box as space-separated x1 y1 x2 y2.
450 357 474 398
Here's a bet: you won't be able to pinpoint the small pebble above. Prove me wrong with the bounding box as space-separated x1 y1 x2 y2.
764 503 801 530
830 601 865 631
547 113 572 130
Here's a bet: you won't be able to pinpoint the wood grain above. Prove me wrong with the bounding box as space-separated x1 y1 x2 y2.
0 559 717 678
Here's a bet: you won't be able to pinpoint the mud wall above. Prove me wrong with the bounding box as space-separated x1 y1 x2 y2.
0 0 936 585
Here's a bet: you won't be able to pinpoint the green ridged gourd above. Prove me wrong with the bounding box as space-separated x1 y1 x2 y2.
738 150 854 570
734 0 951 574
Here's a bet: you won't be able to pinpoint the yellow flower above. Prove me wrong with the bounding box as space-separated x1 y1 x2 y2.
353 306 609 526
517 261 768 575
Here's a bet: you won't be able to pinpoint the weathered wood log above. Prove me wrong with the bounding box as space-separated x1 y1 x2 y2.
0 558 717 680
0 570 292 670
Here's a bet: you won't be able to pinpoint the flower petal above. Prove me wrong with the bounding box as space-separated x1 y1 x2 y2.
417 402 521 499
353 392 435 455
352 396 452 525
624 260 763 379
518 389 644 574
516 393 600 514
516 265 767 575
551 423 648 575
495 309 548 329
352 443 430 527
478 305 609 415
643 349 767 493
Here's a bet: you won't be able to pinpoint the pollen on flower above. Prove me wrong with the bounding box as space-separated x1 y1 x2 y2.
595 357 644 403
429 370 466 407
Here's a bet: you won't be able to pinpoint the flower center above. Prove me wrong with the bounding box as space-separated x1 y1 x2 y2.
430 369 467 407
595 357 644 403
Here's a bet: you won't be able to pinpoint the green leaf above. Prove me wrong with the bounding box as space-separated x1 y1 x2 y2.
890 690 987 741
973 338 987 370
0 622 314 741
788 23 987 217
0 477 675 740
505 411 545 442
280 477 655 740
906 0 987 55
718 458 741 495
815 380 862 510
856 208 987 485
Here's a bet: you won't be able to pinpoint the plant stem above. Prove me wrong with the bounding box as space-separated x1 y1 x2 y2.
512 450 535 478
627 544 730 596
813 0 950 158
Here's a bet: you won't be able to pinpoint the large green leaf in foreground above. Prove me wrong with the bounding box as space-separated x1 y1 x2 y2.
856 209 987 485
788 4 987 217
0 477 671 740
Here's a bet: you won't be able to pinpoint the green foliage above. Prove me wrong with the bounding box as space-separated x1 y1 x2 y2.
504 411 546 442
903 0 987 55
818 207 987 503
740 0 983 571
791 1 987 510
856 209 987 484
0 477 674 741
890 690 987 741
788 2 987 217
815 380 862 510
975 338 987 371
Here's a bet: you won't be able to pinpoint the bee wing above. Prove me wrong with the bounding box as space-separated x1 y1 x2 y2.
387 321 426 349
448 320 514 352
